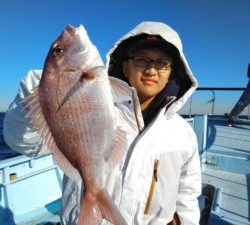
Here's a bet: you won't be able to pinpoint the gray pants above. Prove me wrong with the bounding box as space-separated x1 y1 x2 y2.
229 81 250 121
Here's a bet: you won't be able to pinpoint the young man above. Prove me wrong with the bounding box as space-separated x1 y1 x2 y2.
4 21 201 225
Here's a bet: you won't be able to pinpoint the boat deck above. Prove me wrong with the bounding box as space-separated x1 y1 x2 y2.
1 114 250 224
201 116 250 225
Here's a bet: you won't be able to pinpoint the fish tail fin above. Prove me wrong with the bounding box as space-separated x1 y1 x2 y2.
97 189 127 225
76 191 102 225
77 189 127 225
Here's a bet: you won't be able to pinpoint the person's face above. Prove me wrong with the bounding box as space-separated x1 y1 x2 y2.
122 48 172 106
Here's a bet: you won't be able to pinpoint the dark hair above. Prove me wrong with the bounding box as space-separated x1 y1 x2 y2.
127 34 180 57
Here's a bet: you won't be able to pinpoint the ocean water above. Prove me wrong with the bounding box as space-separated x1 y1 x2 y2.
0 112 5 144
0 112 21 159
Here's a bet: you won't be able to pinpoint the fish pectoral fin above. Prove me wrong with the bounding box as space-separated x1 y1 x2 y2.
22 87 81 181
105 127 127 165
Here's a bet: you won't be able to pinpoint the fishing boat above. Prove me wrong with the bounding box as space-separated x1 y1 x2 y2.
0 86 250 225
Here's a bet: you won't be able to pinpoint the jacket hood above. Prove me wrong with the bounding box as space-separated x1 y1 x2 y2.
106 21 198 117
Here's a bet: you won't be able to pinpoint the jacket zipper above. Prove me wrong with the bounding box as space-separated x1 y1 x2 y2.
130 96 173 214
144 159 160 214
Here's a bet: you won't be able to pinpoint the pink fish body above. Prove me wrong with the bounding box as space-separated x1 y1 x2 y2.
24 25 127 225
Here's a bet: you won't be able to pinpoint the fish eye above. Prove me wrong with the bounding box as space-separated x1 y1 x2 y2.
53 45 63 56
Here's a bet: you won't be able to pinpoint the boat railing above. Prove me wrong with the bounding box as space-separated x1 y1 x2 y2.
187 87 250 119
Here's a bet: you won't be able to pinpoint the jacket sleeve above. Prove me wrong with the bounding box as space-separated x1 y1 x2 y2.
3 70 50 157
176 138 201 225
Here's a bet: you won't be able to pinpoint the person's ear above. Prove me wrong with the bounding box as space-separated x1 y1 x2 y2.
122 61 128 77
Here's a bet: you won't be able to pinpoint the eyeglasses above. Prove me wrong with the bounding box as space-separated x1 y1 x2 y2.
128 55 172 71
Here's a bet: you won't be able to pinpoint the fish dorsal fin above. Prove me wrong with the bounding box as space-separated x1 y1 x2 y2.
22 87 81 181
105 126 127 166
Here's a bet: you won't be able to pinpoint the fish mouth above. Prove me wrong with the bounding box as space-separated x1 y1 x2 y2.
65 24 86 37
65 24 76 36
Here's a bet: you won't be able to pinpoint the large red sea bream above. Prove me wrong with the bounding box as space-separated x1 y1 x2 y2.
23 24 128 225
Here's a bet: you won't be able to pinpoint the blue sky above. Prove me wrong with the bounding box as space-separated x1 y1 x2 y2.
1 0 250 114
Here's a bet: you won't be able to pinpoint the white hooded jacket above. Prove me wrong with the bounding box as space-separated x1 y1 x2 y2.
3 21 201 225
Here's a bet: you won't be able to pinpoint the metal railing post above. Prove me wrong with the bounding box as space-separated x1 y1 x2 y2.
248 105 250 120
189 95 193 118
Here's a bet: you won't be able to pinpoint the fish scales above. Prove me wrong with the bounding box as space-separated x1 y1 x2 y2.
54 76 116 177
